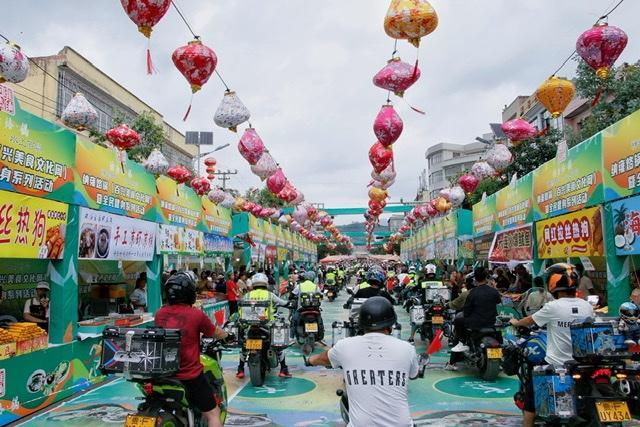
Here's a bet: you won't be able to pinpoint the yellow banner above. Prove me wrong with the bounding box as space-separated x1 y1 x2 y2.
0 189 68 259
535 206 604 259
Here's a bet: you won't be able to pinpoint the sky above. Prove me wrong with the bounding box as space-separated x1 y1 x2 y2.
3 1 640 225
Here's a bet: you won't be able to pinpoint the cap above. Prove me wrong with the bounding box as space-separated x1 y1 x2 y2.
36 282 50 291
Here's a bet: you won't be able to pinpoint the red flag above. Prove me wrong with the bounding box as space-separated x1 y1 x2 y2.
427 329 444 355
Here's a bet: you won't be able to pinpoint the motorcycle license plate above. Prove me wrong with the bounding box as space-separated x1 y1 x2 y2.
328 292 334 297
245 339 263 350
486 348 502 359
125 415 157 427
305 323 319 333
595 401 631 423
431 316 444 325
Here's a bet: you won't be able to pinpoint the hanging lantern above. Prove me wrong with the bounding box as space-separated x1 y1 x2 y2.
576 23 628 80
449 186 466 208
208 188 226 204
458 173 479 194
190 176 211 196
213 90 251 132
238 127 265 165
373 57 421 97
501 118 537 145
384 0 439 48
0 42 29 83
106 124 141 151
291 190 305 205
61 93 98 131
485 144 513 172
250 151 278 181
368 187 388 202
439 188 452 201
371 162 397 184
266 168 287 194
320 216 332 227
535 76 575 118
434 197 451 213
172 39 218 93
369 142 394 173
292 206 308 224
471 161 496 180
120 0 171 39
220 193 235 209
426 203 437 217
204 157 217 167
143 148 169 177
167 165 192 184
373 104 404 147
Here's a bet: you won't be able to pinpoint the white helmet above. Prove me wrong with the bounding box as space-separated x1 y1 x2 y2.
251 273 269 287
425 264 437 275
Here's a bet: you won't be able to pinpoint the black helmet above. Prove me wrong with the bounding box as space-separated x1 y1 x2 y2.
359 296 397 331
546 263 579 295
165 271 197 305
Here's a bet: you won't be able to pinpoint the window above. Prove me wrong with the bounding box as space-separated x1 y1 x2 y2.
452 152 460 158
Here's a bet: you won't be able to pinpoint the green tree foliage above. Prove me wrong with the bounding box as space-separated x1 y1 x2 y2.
317 243 352 259
244 186 286 208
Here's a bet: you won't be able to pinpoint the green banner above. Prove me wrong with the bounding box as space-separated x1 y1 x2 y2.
473 192 498 236
602 108 640 201
495 172 533 230
156 175 202 229
201 196 232 236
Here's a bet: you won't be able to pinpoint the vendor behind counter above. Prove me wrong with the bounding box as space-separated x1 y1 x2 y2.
22 281 50 332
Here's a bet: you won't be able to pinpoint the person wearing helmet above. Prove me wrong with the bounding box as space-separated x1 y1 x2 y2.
290 270 324 346
509 263 594 427
618 302 640 346
155 271 234 427
352 270 395 304
306 297 420 427
237 272 293 378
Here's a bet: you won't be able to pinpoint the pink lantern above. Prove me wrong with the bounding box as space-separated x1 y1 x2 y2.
277 182 297 203
320 216 332 227
373 57 421 97
471 161 496 180
266 168 287 194
439 188 452 201
426 203 437 217
238 127 265 165
243 201 256 212
458 173 479 194
414 204 430 220
251 205 263 216
292 206 308 224
576 23 628 80
250 151 278 181
369 142 394 174
208 188 226 204
501 119 537 144
0 42 29 83
373 105 403 147
190 176 211 196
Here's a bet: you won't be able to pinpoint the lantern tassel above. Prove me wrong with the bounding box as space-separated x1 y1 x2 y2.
146 38 156 75
402 97 426 115
182 93 194 121
592 87 602 107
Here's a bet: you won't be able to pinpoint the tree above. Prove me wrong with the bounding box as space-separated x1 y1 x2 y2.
244 187 286 208
317 243 352 259
502 128 563 178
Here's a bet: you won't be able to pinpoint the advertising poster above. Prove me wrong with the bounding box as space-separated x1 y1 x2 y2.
201 197 232 236
602 109 640 201
488 224 533 263
495 172 533 230
263 220 276 246
0 189 68 259
157 223 204 255
435 239 457 260
204 233 233 256
78 207 156 261
535 206 604 259
248 214 264 244
74 137 158 220
474 233 495 261
532 134 604 220
0 94 76 203
156 175 202 229
458 235 474 260
610 194 640 255
433 217 444 242
443 212 457 239
472 193 498 236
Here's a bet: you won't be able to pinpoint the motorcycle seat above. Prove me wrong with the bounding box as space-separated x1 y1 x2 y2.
467 327 496 335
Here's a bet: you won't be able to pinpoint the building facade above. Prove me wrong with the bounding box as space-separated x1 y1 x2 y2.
7 46 196 168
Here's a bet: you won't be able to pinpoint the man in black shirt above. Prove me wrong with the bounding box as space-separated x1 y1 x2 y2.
351 270 396 305
450 267 500 353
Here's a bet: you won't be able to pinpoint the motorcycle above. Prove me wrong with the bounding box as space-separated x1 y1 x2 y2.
294 292 324 355
122 338 228 427
452 316 508 381
393 283 405 305
324 282 338 302
233 300 291 387
442 308 457 346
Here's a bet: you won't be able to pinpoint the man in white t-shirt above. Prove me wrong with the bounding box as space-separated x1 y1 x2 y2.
510 263 594 427
306 296 421 427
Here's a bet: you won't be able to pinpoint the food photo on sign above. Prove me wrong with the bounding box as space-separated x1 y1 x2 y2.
535 206 604 258
488 224 533 263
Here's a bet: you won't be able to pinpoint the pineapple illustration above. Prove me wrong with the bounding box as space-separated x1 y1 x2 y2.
613 204 628 249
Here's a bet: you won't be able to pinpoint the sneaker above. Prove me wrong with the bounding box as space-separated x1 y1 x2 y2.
443 363 458 371
279 367 292 378
236 370 245 379
450 342 469 353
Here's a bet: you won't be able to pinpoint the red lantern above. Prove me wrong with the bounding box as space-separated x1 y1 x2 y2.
320 216 332 227
167 165 192 184
458 173 480 194
373 57 421 97
251 205 263 216
204 157 217 167
238 127 265 165
369 142 394 173
172 39 218 93
368 199 382 211
501 118 536 144
576 23 628 80
190 176 210 196
207 174 216 180
373 105 403 147
105 124 141 151
267 168 287 194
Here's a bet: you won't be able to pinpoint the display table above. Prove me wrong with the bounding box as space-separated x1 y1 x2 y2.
77 314 155 340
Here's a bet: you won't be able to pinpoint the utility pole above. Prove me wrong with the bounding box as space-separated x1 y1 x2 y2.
212 169 238 189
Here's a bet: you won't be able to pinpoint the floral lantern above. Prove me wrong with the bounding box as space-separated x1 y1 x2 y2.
384 0 439 48
501 118 537 145
172 39 217 119
213 90 251 132
190 176 210 196
0 42 29 83
369 142 394 173
61 93 98 131
368 187 388 202
220 193 235 209
208 188 226 204
434 196 451 213
292 191 305 205
238 127 265 165
485 144 513 172
439 188 452 201
250 151 278 181
373 57 421 97
458 173 479 194
576 23 628 80
167 165 192 184
106 124 141 151
373 104 404 147
426 203 437 217
292 206 308 224
266 168 287 194
320 216 332 227
471 161 496 180
449 186 466 208
535 76 575 118
372 162 397 184
143 148 169 177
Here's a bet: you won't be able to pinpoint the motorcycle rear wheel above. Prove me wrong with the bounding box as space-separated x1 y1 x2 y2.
249 358 267 387
480 355 501 381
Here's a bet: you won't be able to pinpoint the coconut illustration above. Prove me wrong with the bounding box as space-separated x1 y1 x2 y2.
613 204 628 249
615 234 626 249
625 228 635 246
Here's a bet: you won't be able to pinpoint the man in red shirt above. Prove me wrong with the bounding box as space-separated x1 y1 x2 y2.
226 274 240 315
155 271 233 427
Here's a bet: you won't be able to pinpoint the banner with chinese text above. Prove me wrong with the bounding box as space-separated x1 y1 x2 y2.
488 224 533 263
156 175 202 229
602 109 640 201
472 193 498 236
535 206 604 259
78 207 156 261
495 172 533 230
0 189 68 259
157 223 203 255
474 232 495 261
203 233 233 256
201 197 232 236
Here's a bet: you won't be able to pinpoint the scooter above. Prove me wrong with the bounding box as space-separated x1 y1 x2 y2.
294 292 324 355
452 316 508 381
122 338 228 427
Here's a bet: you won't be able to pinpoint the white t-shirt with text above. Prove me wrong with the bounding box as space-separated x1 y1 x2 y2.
532 297 595 367
328 332 419 427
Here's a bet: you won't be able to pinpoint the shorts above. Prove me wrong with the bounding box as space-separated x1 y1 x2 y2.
181 372 217 413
